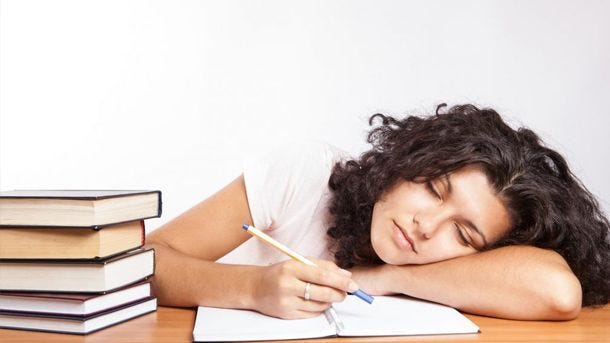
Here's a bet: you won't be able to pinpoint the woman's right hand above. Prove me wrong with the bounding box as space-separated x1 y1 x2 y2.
249 258 357 319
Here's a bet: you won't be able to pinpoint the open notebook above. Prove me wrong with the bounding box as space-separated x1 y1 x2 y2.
193 295 480 341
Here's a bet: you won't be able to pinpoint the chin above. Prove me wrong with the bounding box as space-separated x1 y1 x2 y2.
375 248 407 265
371 236 401 265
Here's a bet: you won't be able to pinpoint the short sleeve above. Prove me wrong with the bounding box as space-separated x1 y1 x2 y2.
243 141 346 232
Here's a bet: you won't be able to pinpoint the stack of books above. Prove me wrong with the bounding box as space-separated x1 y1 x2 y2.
0 190 161 334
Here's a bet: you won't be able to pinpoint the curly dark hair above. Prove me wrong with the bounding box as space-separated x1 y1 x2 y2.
327 103 610 307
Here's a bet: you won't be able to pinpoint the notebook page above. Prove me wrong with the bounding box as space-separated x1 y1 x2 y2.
193 306 335 342
334 295 480 337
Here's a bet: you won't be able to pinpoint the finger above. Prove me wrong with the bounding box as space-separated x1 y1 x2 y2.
307 257 352 277
299 298 333 313
300 281 347 303
296 265 358 295
291 309 327 319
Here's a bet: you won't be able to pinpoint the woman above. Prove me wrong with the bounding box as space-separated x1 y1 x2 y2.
146 104 610 321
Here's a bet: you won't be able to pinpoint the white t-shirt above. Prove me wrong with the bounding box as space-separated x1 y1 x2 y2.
217 141 349 266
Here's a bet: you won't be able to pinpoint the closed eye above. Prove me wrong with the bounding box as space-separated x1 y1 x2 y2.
454 223 470 247
426 180 441 199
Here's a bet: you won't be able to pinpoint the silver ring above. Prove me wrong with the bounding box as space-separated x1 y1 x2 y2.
304 282 311 301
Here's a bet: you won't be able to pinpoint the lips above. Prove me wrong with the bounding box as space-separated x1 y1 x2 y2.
393 220 417 253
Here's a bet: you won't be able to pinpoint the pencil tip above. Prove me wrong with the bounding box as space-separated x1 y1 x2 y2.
352 289 375 304
242 224 250 231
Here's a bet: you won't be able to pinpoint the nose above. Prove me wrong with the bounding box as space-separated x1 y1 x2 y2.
413 209 445 239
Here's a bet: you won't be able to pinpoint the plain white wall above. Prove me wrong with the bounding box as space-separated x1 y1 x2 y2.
1 0 609 231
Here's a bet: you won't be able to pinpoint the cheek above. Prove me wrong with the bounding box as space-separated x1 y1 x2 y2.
370 199 392 234
369 204 385 250
369 202 402 264
422 235 472 263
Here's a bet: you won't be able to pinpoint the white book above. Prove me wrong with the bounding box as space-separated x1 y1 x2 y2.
0 297 157 335
0 248 154 293
193 295 480 342
0 190 161 227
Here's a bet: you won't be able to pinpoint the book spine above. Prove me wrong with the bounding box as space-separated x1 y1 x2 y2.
140 220 145 246
157 191 163 218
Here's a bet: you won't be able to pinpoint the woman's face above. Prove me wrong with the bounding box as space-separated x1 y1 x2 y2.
370 165 511 265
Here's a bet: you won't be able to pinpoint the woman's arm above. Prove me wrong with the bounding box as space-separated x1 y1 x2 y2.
146 175 254 308
146 175 353 319
351 245 582 320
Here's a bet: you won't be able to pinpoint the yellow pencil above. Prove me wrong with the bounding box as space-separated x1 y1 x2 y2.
242 224 374 304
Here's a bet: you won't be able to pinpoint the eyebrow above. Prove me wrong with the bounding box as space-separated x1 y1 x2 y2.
444 174 489 248
441 174 452 193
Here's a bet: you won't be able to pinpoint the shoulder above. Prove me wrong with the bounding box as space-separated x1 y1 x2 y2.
243 140 350 229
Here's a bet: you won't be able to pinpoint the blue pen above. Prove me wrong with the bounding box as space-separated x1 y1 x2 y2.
242 224 374 304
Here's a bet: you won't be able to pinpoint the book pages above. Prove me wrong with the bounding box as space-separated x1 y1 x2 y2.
334 295 480 337
193 306 335 342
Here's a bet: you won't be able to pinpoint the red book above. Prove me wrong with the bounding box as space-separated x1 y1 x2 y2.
0 280 152 316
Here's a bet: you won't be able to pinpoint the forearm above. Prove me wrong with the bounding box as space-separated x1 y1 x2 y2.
147 242 261 309
381 246 582 320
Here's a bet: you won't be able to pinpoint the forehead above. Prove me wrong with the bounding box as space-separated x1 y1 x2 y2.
447 166 511 243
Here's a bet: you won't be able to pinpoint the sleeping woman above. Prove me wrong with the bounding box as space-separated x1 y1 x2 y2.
146 103 610 320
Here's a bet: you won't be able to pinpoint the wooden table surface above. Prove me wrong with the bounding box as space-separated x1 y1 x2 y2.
1 304 609 342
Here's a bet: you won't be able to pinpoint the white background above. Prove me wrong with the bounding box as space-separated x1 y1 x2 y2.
1 0 609 231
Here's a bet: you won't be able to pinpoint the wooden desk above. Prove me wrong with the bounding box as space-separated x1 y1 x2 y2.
1 305 609 342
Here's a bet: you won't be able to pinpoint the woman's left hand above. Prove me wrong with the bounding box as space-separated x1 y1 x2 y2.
349 264 397 296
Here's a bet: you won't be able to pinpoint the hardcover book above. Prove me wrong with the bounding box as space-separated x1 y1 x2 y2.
0 280 152 315
0 220 145 259
0 248 155 293
0 190 162 227
0 297 157 335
